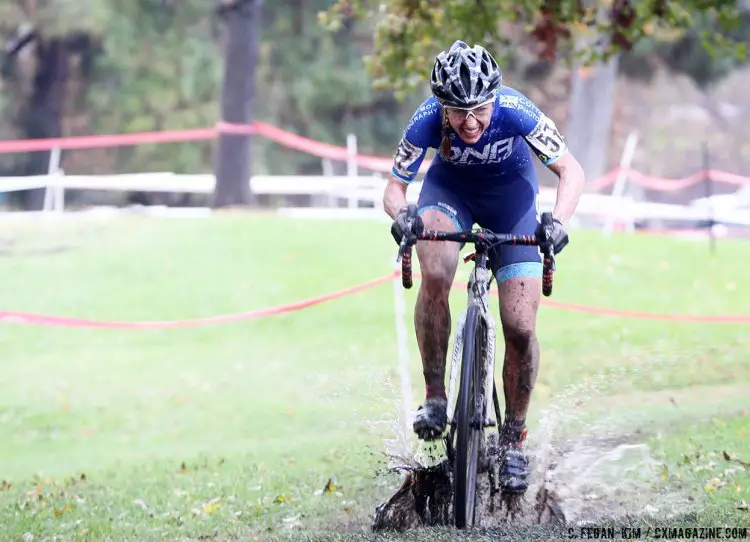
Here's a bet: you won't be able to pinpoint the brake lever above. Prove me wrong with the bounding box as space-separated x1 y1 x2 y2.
395 216 418 263
545 245 556 270
396 238 408 263
396 232 416 263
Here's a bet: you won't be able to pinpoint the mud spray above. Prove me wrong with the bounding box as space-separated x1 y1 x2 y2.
371 363 697 532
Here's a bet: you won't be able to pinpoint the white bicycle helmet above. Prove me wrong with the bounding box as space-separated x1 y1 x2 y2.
430 40 503 108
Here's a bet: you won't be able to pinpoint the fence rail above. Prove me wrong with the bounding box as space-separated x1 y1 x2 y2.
1 171 749 230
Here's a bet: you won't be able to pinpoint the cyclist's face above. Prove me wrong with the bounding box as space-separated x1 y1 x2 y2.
445 102 493 144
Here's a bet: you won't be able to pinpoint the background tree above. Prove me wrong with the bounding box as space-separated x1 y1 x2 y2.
1 1 101 210
619 7 750 126
213 0 261 208
253 0 415 177
0 0 414 209
321 0 747 97
321 0 748 184
0 0 217 209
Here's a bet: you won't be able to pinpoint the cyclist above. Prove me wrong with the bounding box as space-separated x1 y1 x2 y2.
384 40 585 495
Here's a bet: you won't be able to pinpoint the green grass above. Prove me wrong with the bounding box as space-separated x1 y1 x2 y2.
0 214 748 541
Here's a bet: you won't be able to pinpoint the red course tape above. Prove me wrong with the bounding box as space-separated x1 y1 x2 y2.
0 272 748 330
0 121 748 189
0 273 398 329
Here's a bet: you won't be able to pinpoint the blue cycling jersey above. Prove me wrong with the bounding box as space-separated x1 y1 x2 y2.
391 86 568 187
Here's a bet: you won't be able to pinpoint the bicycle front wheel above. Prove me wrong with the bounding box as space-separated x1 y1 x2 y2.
453 304 486 529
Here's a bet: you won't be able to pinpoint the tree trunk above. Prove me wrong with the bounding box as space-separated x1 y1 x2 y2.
212 0 262 208
564 54 619 186
3 28 97 211
4 34 69 210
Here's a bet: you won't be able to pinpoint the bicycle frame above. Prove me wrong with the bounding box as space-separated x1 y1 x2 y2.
445 248 498 431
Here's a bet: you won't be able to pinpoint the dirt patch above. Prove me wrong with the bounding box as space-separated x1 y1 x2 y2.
371 454 565 532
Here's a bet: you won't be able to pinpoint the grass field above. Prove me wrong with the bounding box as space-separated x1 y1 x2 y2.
0 213 748 541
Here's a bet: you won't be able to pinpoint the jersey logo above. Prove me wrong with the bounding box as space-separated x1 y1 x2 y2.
406 101 439 130
447 137 514 165
498 94 541 122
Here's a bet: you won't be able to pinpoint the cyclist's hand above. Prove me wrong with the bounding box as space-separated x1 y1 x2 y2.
536 212 569 254
391 204 424 245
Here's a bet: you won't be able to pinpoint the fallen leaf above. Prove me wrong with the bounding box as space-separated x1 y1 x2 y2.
202 497 221 515
323 478 337 494
27 484 43 498
722 451 750 468
704 477 725 493
53 504 74 517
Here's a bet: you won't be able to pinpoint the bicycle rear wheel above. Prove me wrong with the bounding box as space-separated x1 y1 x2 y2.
452 304 486 529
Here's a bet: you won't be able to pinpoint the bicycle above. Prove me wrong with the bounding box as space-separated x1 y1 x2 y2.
395 212 557 529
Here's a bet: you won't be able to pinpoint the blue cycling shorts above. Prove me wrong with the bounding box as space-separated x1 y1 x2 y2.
416 175 542 283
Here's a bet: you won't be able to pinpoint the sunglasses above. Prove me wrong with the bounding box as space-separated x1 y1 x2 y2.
444 101 494 121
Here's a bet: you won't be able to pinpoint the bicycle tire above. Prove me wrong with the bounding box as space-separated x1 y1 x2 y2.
453 304 486 529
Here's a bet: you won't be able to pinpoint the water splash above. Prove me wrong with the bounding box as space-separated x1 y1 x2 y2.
372 358 700 530
521 369 696 526
380 391 421 472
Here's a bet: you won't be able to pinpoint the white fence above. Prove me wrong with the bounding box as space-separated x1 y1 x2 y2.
1 171 749 231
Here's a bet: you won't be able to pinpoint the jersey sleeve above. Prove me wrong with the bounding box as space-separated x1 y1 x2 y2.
498 88 568 166
391 98 442 183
